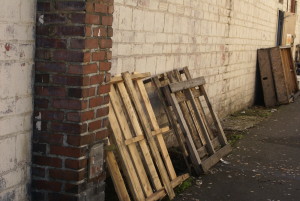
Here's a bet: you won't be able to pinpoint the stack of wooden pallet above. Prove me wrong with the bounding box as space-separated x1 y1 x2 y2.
106 68 232 201
257 46 299 107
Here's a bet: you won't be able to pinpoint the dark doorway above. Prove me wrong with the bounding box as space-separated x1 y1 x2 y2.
277 10 285 46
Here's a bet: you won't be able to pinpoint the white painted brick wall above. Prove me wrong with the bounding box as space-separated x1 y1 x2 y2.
0 0 35 200
112 0 300 117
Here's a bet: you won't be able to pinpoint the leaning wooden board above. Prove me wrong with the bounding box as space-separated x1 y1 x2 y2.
150 67 232 174
107 72 189 201
257 48 277 107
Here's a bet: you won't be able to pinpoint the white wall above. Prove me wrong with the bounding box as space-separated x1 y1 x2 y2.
112 0 300 117
0 0 36 200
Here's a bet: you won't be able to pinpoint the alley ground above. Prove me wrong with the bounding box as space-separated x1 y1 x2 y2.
174 97 300 201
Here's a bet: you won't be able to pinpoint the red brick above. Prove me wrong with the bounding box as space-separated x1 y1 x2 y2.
107 51 112 59
32 180 62 192
68 87 96 98
108 6 114 14
56 26 85 36
84 52 91 62
96 107 109 117
85 26 92 37
67 134 94 146
69 13 85 24
85 38 99 49
41 111 65 121
93 27 107 37
105 73 111 82
33 156 62 168
89 96 103 107
37 2 50 11
51 122 87 134
67 110 95 122
52 50 84 62
36 62 66 73
35 98 49 108
49 169 85 181
36 37 67 49
100 39 112 48
90 74 104 85
68 64 98 75
50 146 87 157
92 51 106 61
86 2 94 12
65 159 87 170
35 86 66 97
48 193 78 201
99 62 111 71
95 129 109 140
70 39 85 49
44 14 67 24
94 3 107 13
53 99 88 110
52 74 89 86
88 120 102 132
98 84 110 94
102 16 113 26
55 1 85 11
108 26 113 37
85 14 100 24
38 133 64 145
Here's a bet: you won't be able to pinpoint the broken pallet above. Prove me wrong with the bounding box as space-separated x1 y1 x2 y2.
151 67 232 174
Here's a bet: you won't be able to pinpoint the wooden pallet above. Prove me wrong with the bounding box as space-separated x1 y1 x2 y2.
107 72 189 201
151 67 232 174
257 47 299 107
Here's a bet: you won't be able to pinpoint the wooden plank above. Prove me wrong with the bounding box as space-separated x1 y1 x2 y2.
169 77 206 93
183 67 226 145
151 126 170 136
257 49 277 107
152 77 190 171
136 79 177 180
146 173 190 201
125 135 145 146
110 86 153 197
185 89 215 155
117 82 163 191
201 144 232 173
270 47 290 104
109 106 145 201
122 72 175 199
163 86 202 175
111 72 151 84
106 140 131 201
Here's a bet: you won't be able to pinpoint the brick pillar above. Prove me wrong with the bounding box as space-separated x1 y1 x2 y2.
32 0 113 200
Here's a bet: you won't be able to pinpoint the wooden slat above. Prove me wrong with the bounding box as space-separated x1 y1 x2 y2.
183 67 227 145
110 86 153 197
117 82 163 191
146 173 190 201
201 144 232 173
163 86 202 175
270 47 290 104
111 72 151 84
257 49 277 107
106 140 131 201
185 89 215 155
109 106 145 201
151 126 170 136
125 135 145 146
169 77 206 92
136 79 177 180
152 77 190 169
122 72 175 199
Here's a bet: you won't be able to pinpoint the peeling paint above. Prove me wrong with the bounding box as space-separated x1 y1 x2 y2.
98 29 101 37
38 15 44 24
35 112 41 131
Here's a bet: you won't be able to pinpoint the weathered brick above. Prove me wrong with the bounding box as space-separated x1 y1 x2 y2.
33 156 62 168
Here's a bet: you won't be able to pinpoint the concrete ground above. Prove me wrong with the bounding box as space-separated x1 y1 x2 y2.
174 98 300 201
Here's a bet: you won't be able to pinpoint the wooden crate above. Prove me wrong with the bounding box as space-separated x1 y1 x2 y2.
107 72 189 201
150 67 232 174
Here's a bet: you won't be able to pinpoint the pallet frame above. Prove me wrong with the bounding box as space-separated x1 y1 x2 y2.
151 67 232 174
107 72 189 201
